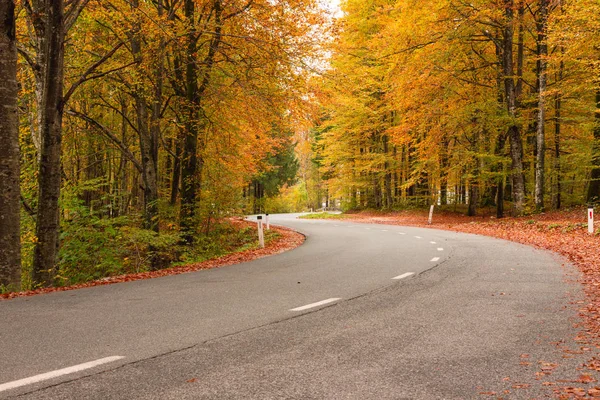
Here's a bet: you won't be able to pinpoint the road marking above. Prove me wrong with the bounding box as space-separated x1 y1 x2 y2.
430 241 436 244
0 356 125 393
398 232 406 235
290 298 341 312
381 229 388 232
437 248 444 251
415 236 422 239
431 257 440 262
392 272 414 280
365 228 371 230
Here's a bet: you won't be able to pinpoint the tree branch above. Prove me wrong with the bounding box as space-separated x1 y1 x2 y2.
65 0 91 33
63 42 126 105
67 109 143 173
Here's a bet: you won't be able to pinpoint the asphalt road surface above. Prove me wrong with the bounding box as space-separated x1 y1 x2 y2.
0 213 591 399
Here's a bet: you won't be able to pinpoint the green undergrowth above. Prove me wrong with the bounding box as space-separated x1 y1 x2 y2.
13 214 280 292
299 212 346 220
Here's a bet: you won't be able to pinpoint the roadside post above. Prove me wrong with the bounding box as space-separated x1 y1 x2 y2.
257 216 265 248
589 205 595 235
266 214 270 230
428 205 434 225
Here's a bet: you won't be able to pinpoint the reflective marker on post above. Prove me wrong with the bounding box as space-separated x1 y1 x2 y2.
257 216 265 248
266 214 270 230
589 206 595 235
428 205 434 225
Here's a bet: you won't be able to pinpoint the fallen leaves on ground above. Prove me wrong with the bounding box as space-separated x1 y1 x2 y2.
1 220 304 300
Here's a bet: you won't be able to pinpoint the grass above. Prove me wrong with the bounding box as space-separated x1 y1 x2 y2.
299 212 346 220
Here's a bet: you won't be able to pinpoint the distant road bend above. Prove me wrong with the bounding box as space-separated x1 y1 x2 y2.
0 213 587 399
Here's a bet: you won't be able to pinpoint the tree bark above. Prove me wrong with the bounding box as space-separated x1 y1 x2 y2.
0 0 21 289
383 135 392 208
587 90 600 203
179 0 201 242
535 0 549 211
32 0 66 287
552 59 564 210
180 0 223 242
502 0 525 216
130 0 159 233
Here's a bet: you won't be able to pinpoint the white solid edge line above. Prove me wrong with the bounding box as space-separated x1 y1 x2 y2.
0 356 125 393
431 257 440 262
392 272 415 280
290 298 341 312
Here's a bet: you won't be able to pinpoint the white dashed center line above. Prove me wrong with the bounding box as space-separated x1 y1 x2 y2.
430 241 436 244
430 257 440 262
392 272 415 280
437 248 444 251
398 232 406 235
290 298 341 312
415 236 422 239
0 356 125 393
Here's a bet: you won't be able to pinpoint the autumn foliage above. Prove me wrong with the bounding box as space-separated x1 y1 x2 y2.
313 0 600 217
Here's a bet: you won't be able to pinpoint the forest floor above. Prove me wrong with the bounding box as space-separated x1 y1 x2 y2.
1 219 304 300
305 207 600 397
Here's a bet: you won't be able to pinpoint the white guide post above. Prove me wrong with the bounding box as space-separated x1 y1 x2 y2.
589 206 595 235
266 214 270 230
257 216 265 248
428 205 434 225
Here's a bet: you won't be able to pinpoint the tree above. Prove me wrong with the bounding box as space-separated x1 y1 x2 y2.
535 0 549 210
0 0 21 289
29 0 67 286
20 0 126 286
252 139 300 214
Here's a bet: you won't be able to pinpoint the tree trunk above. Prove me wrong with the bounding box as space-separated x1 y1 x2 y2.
587 90 600 203
495 133 507 218
552 60 564 210
0 0 21 289
170 132 182 205
383 135 392 208
535 0 549 211
502 0 525 216
130 0 159 233
32 0 66 287
180 0 222 242
179 0 200 241
439 137 449 206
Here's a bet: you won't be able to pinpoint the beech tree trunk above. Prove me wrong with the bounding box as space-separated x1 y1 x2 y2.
0 0 21 289
180 0 222 242
130 0 160 233
383 135 393 208
502 0 525 216
552 59 564 210
32 0 66 287
587 90 600 203
535 0 549 211
179 0 200 242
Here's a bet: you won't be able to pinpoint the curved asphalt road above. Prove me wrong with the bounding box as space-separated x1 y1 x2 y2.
0 213 591 399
